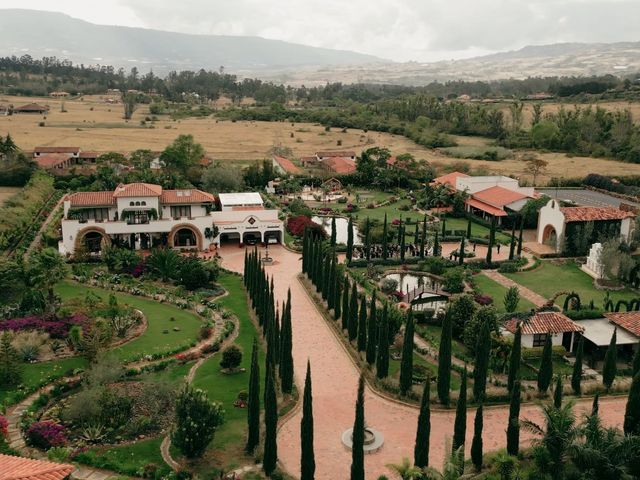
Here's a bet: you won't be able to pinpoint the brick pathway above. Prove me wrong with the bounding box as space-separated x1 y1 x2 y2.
481 269 548 307
220 245 627 479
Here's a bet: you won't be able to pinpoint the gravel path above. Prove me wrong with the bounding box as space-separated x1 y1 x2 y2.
481 269 548 307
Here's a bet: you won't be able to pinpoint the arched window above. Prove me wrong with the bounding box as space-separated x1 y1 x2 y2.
129 201 134 206
135 201 140 206
141 201 146 206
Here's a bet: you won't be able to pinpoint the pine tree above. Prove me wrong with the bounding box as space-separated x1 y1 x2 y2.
603 328 617 391
466 219 472 239
330 216 337 247
357 295 367 352
376 303 390 379
517 217 524 256
437 311 452 405
280 291 294 394
347 216 354 263
350 375 365 480
473 321 491 402
553 375 563 408
571 335 584 395
452 368 467 454
246 338 261 453
341 277 350 331
348 284 359 342
507 323 521 393
506 379 521 456
471 404 483 472
508 221 516 260
301 361 315 480
624 372 640 435
263 364 278 476
366 292 377 365
537 334 553 394
382 213 389 259
413 379 431 468
399 312 415 396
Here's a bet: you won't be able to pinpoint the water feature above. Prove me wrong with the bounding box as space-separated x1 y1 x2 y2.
311 216 362 245
382 272 448 312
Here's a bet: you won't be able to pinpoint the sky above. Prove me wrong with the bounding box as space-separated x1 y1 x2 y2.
2 0 640 62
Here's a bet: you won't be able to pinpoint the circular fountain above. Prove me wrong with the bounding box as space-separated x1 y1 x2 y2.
341 424 384 453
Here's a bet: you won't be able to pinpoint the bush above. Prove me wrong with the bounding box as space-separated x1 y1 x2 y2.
563 309 605 320
286 215 323 237
26 421 68 449
220 345 242 370
172 386 224 458
498 261 520 273
443 267 465 293
179 257 210 291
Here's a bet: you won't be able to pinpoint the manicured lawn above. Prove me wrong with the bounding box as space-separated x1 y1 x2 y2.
76 437 170 477
352 198 415 223
389 349 461 391
443 216 511 243
56 282 202 362
505 261 639 309
416 324 470 362
473 274 537 314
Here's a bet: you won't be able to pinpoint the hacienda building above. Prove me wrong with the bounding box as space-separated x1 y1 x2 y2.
59 183 283 256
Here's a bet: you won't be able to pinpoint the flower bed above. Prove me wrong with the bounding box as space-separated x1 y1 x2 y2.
0 314 89 338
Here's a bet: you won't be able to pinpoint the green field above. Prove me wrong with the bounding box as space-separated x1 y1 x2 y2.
443 216 511 243
473 274 537 314
352 198 415 223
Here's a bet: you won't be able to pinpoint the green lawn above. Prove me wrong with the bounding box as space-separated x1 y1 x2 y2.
443 216 511 243
389 348 462 391
352 198 415 223
473 274 537 314
505 261 639 309
76 437 170 477
56 282 202 362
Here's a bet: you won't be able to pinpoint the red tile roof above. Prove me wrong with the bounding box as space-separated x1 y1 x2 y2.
465 198 508 217
472 186 529 207
504 311 584 335
36 154 70 169
316 150 356 158
161 189 215 204
560 206 636 222
34 147 80 154
431 171 469 188
67 191 115 207
14 103 49 112
113 183 162 198
323 157 356 174
78 151 99 158
604 312 640 337
0 453 74 480
273 155 301 174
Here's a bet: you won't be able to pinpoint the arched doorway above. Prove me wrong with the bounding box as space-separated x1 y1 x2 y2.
168 224 203 250
76 227 110 254
542 224 557 247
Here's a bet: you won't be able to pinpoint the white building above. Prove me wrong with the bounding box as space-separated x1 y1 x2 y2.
59 183 284 255
504 311 584 352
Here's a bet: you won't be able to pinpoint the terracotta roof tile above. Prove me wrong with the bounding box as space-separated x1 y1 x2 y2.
472 186 529 207
113 183 162 198
505 311 584 335
465 198 508 217
604 312 640 337
0 453 74 480
431 171 469 188
316 150 356 158
323 157 356 174
161 189 215 204
14 103 49 112
78 151 100 158
34 147 80 154
36 154 70 168
67 191 115 207
560 206 636 222
272 155 301 174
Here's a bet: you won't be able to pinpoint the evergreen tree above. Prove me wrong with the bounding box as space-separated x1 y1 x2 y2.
330 216 337 247
507 323 521 393
624 372 640 435
400 311 415 396
263 364 278 476
348 285 359 342
603 328 617 391
553 375 563 408
347 216 354 263
414 222 419 245
376 303 390 379
280 291 294 394
364 217 372 261
592 392 599 416
246 338 261 453
433 231 440 257
366 292 378 365
327 256 337 310
466 219 472 239
441 218 446 237
506 379 521 456
341 277 350 331
321 255 331 299
357 295 367 352
632 345 640 377
508 221 516 260
458 235 465 266
537 334 553 393
473 321 491 402
517 217 524 256
400 223 406 261
452 368 467 454
350 375 365 480
0 331 21 386
571 335 584 395
301 361 315 480
334 275 342 320
486 217 496 265
437 311 452 405
382 213 389 259
414 379 431 468
471 404 483 472
420 215 427 258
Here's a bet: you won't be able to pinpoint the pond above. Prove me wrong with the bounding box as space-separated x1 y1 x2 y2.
382 272 447 312
312 216 362 245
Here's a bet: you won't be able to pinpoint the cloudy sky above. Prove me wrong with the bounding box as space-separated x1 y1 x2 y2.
3 0 640 62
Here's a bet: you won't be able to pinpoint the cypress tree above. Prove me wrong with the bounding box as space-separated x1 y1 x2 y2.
624 372 640 435
413 379 431 468
508 221 516 260
330 216 337 247
341 277 350 331
348 284 359 342
350 375 365 480
506 379 521 456
357 295 367 352
321 255 331 299
334 275 342 320
366 292 378 365
517 217 524 256
486 217 495 265
433 231 440 257
364 217 371 261
452 367 467 454
280 291 294 394
507 324 522 393
458 235 465 266
315 244 324 289
399 311 415 396
400 223 406 261
263 364 278 476
308 238 317 283
437 311 452 405
246 338 260 453
591 392 599 416
571 335 584 395
420 215 427 258
553 375 563 408
466 219 472 239
632 345 640 377
376 303 390 379
441 218 446 237
301 361 315 480
327 256 336 310
603 328 617 391
471 404 483 472
414 222 419 245
346 216 354 263
382 213 389 259
473 321 491 402
537 334 553 394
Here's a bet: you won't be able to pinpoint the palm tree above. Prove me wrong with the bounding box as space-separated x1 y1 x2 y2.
28 248 68 313
386 458 423 480
422 442 465 480
146 248 181 281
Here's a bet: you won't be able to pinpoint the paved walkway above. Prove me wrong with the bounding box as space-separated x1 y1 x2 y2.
220 245 627 479
481 269 548 307
24 194 64 258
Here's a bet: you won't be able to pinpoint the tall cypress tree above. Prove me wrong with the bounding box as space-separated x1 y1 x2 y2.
537 334 553 393
437 311 452 405
364 217 372 261
571 335 584 395
365 292 377 365
301 361 315 480
400 223 406 261
414 379 431 468
334 275 342 320
433 231 440 257
280 291 294 394
603 328 617 391
263 364 278 476
307 237 315 281
414 222 419 245
441 218 446 237
517 217 524 257
341 277 350 331
507 323 522 393
357 295 367 352
420 215 427 258
330 216 337 247
348 284 359 342
624 372 640 435
632 345 640 377
321 255 331 299
452 368 467 454
473 321 491 402
346 216 354 263
350 375 365 480
471 404 483 472
466 219 472 239
508 221 516 260
382 213 389 259
486 217 495 265
506 379 521 456
553 375 563 408
458 235 465 266
399 311 415 396
327 256 337 310
376 303 390 379
246 338 260 453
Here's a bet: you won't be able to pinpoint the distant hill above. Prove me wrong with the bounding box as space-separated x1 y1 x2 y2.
0 9 383 75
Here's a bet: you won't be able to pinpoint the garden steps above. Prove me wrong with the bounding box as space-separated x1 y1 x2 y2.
480 269 547 307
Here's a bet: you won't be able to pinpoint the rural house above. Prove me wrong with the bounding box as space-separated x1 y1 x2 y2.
272 155 301 175
12 103 49 114
504 311 584 352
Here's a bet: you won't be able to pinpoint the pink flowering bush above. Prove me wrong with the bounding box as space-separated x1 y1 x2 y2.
474 294 494 306
0 416 8 440
26 420 68 449
0 314 88 338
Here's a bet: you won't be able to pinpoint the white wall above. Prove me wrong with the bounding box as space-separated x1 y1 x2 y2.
521 332 564 349
116 196 160 212
537 199 566 250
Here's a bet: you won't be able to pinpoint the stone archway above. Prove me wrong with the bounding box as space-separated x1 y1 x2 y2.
75 226 110 253
542 224 557 248
168 224 203 250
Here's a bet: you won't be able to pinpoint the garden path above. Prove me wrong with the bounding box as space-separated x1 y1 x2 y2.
481 270 548 307
219 244 628 479
24 194 65 257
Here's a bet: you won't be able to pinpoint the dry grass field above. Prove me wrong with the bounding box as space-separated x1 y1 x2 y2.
3 95 640 184
0 186 20 205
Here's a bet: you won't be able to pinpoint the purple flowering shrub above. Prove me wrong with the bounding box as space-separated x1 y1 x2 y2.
26 420 68 449
474 294 494 306
0 314 88 338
